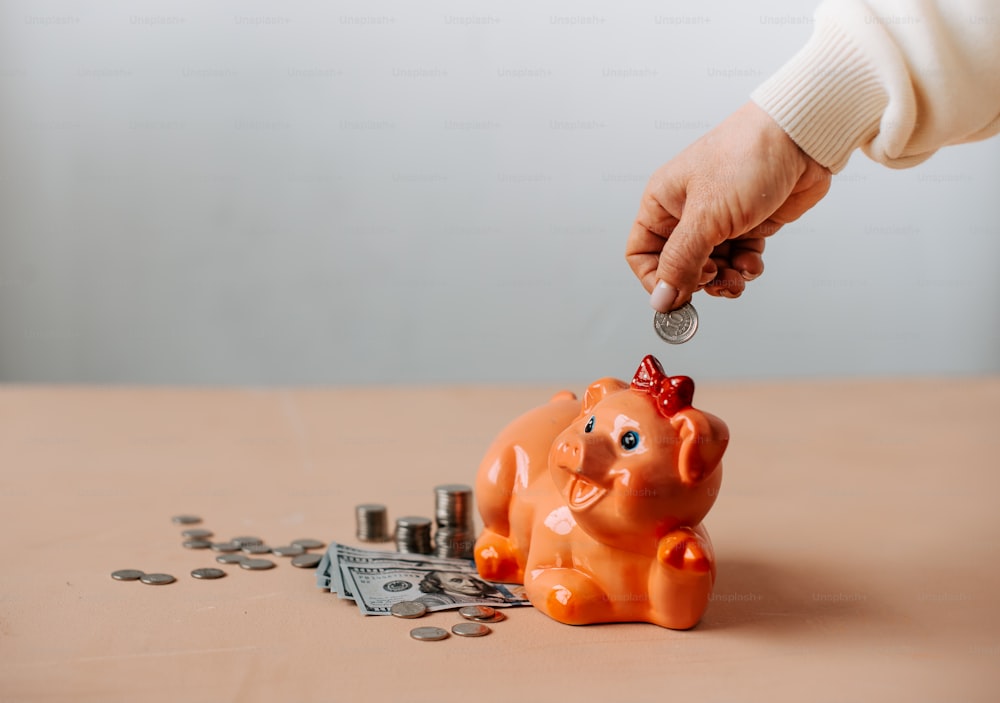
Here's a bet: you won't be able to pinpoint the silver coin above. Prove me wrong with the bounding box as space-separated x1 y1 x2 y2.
434 484 474 529
242 544 271 555
171 515 202 525
216 553 246 565
210 541 242 553
458 605 496 621
212 542 241 552
291 553 322 569
390 601 428 619
181 528 213 539
290 538 325 550
111 569 144 581
409 626 449 641
272 545 305 557
356 504 390 543
191 567 227 580
395 516 433 554
139 573 176 585
451 622 491 637
231 536 263 547
182 539 212 550
240 558 276 571
433 526 475 560
478 611 507 623
653 302 699 344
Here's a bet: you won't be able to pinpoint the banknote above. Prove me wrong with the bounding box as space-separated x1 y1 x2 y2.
314 541 530 614
340 563 530 615
316 545 334 590
326 542 474 599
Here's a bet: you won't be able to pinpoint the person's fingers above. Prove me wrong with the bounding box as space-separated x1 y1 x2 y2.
651 207 720 312
625 187 681 294
626 220 672 294
704 265 746 298
728 238 765 280
701 258 720 286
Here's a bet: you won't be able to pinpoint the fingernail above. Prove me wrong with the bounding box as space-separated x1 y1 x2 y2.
739 269 757 281
649 281 678 312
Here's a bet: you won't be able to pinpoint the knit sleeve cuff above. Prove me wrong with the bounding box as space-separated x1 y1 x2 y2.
751 18 890 173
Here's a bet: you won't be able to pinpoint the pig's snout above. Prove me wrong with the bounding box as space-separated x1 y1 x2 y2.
554 433 614 478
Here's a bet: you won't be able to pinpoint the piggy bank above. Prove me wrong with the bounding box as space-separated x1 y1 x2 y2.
474 355 728 629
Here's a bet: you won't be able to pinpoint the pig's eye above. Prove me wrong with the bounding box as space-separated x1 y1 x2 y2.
584 416 595 433
620 430 639 451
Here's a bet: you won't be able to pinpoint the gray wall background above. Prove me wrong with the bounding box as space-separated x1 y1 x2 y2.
1 0 998 384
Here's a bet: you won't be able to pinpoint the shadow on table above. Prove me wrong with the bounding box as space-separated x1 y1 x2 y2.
698 555 900 636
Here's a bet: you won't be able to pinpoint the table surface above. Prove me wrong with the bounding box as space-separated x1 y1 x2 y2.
1 378 999 703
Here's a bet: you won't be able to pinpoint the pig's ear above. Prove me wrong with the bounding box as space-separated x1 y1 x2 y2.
669 408 729 486
581 378 629 414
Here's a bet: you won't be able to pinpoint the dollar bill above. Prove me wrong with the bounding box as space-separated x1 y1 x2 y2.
313 541 530 614
341 563 529 616
328 542 473 599
316 545 334 590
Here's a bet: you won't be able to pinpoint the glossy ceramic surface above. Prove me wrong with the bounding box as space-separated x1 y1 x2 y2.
474 355 729 629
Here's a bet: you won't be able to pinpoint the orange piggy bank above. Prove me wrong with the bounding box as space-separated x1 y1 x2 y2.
474 355 728 629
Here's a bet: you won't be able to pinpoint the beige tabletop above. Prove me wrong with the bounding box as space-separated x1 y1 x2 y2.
1 378 999 703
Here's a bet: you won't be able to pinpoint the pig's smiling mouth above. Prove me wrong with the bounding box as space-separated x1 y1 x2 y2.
567 476 607 510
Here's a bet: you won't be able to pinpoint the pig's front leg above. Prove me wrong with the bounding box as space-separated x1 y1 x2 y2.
473 528 524 583
648 525 716 629
524 566 612 625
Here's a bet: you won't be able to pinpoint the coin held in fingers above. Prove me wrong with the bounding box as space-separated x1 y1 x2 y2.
653 302 698 344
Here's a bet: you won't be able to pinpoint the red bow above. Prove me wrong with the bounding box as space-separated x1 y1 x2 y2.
630 355 694 418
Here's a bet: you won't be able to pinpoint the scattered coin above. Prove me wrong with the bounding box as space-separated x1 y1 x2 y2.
181 528 213 539
409 626 449 642
478 611 507 623
240 558 276 571
171 515 202 525
242 544 271 555
272 545 305 557
458 605 496 621
111 569 145 581
139 573 176 585
452 622 491 637
653 302 699 344
182 539 212 550
290 538 325 550
191 567 227 580
232 536 263 547
216 553 246 565
390 601 428 619
210 541 241 553
291 553 322 569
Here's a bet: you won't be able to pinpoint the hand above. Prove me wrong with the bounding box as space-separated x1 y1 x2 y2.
626 101 832 312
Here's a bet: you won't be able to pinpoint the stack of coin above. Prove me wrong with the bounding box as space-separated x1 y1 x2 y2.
356 504 390 543
394 516 432 554
433 484 475 559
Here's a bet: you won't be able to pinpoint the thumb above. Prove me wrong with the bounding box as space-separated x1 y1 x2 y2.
650 211 717 312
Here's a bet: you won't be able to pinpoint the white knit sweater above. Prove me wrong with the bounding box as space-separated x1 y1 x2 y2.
751 0 1000 172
